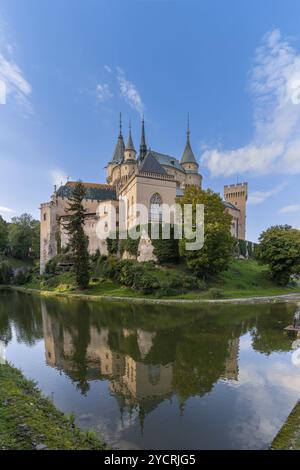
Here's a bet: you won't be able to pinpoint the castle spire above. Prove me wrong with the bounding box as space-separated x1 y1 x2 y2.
111 112 125 163
119 112 122 136
180 113 198 166
139 116 147 160
125 119 135 151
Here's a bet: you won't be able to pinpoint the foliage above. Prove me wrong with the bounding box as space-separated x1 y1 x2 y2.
256 225 300 285
120 237 140 257
0 260 13 285
45 252 74 275
13 268 31 285
106 230 119 255
0 216 8 254
8 213 40 259
63 182 90 289
178 186 235 277
93 256 159 294
209 288 225 299
150 223 179 264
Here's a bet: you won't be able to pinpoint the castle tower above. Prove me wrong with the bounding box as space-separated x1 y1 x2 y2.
107 113 125 184
224 182 248 240
180 115 202 187
124 120 136 161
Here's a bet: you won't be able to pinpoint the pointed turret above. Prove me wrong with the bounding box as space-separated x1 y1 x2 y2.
124 120 136 161
139 116 147 160
111 113 125 163
180 114 198 167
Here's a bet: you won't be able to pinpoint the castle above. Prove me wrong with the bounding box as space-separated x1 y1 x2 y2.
40 116 248 273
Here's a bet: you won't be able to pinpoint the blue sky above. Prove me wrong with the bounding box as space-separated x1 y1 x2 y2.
1 0 300 241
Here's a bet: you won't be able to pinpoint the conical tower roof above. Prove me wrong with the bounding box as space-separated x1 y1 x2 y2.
125 120 136 152
180 115 198 166
111 113 125 163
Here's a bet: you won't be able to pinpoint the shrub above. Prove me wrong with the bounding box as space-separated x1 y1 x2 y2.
0 260 13 285
13 268 31 285
134 272 158 294
120 238 140 257
209 288 225 299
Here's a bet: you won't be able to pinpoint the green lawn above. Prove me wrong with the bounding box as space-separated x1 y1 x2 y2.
0 363 105 450
209 259 300 298
272 401 300 450
22 259 300 300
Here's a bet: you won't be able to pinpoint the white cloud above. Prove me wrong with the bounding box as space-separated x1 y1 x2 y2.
96 83 113 102
248 182 286 205
0 206 14 214
0 45 32 111
279 204 300 214
104 65 112 73
117 67 144 116
50 169 69 188
201 29 300 176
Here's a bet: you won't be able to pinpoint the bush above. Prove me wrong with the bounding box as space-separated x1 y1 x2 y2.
134 272 158 294
209 288 225 299
45 252 74 275
120 237 140 257
13 268 31 285
0 260 13 285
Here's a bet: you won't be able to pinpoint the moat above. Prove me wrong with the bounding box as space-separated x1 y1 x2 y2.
0 289 299 450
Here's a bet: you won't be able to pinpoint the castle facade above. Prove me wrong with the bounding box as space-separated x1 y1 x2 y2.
40 116 248 273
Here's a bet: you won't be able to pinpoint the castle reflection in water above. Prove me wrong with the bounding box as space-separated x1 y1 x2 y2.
1 290 296 426
41 300 240 420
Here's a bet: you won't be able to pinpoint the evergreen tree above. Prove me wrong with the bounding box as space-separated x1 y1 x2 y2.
63 182 90 289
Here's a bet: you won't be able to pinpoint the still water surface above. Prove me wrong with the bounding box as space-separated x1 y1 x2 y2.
0 289 300 449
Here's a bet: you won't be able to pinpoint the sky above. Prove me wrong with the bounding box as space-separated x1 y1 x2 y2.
1 0 300 242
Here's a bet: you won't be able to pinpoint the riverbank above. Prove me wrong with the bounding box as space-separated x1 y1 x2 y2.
272 401 300 450
0 363 105 450
3 284 300 305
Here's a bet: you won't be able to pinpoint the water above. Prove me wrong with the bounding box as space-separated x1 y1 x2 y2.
0 289 299 450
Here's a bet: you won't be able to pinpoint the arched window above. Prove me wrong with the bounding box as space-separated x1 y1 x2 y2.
150 193 162 222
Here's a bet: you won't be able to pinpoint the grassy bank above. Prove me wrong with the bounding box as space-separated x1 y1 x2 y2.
22 259 300 301
272 401 300 450
0 363 105 450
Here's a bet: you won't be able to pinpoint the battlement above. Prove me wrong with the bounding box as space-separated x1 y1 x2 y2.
224 182 248 189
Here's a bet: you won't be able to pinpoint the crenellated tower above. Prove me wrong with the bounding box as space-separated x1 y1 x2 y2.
224 182 248 240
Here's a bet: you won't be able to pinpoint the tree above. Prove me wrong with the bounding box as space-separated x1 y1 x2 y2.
0 260 13 285
178 186 235 277
63 182 90 289
0 216 8 253
8 213 40 259
257 225 300 285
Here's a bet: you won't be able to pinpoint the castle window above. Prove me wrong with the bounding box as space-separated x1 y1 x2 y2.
150 193 162 222
43 213 47 221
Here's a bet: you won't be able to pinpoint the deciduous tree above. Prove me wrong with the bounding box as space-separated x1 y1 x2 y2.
178 186 234 277
257 225 300 285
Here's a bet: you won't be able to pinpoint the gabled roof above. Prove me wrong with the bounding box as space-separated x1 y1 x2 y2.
57 182 116 201
139 151 167 175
